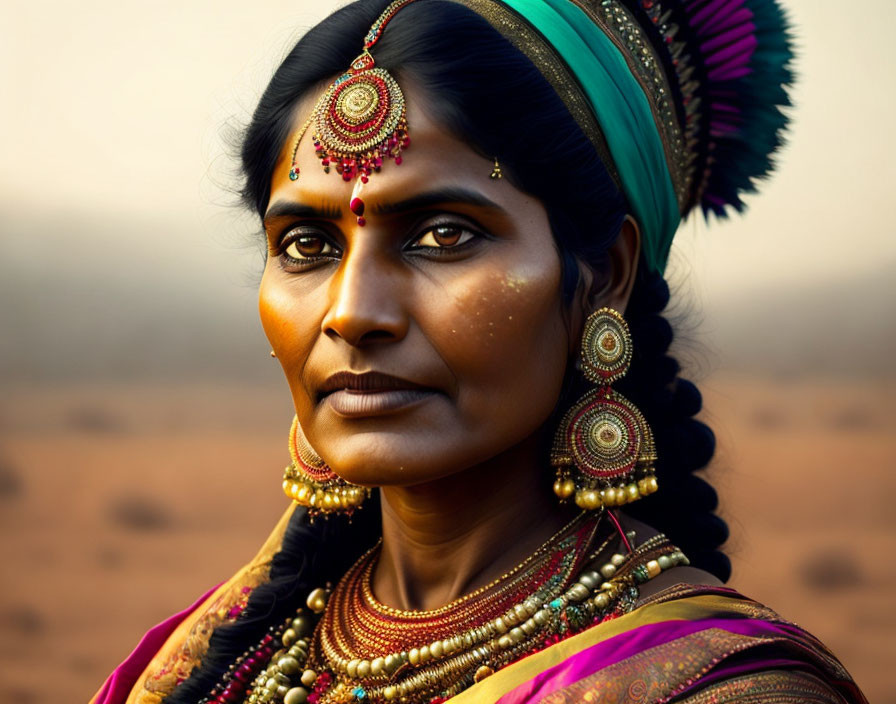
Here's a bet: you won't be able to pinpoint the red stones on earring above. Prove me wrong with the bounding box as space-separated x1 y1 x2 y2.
551 309 658 510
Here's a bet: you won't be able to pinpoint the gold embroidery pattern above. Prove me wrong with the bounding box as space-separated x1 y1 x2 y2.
541 628 780 703
444 0 622 189
135 564 272 703
677 670 847 703
568 0 692 209
639 585 778 620
637 586 852 683
445 0 694 210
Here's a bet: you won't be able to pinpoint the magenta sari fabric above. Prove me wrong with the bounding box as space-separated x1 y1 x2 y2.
488 597 868 704
495 617 857 703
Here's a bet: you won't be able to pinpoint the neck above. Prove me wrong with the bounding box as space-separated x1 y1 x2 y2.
373 435 574 611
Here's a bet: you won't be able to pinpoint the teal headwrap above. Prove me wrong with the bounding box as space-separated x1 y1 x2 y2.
443 0 793 273
500 0 681 273
307 0 793 273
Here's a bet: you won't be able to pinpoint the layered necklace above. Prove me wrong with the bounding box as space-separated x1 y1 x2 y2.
205 513 689 704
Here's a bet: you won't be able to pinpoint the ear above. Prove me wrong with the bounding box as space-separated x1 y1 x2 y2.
595 215 641 313
566 215 642 353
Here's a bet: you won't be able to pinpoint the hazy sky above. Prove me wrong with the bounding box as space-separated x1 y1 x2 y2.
4 0 895 283
2 0 895 380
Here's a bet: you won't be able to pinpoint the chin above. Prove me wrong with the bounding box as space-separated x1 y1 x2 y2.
321 433 474 488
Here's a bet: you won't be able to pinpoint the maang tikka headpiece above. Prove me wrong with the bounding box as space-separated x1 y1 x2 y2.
287 0 418 207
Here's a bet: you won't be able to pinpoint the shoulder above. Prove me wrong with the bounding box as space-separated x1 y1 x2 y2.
636 564 723 599
554 516 866 701
598 584 866 703
472 584 867 703
616 514 725 598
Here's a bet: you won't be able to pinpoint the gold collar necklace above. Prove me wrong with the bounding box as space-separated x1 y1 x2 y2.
213 515 689 704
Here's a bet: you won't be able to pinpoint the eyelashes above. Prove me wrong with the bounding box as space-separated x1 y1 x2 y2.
283 234 340 261
274 218 486 270
408 224 476 250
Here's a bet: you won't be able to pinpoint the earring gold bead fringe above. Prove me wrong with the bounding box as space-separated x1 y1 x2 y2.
551 308 658 510
282 416 369 517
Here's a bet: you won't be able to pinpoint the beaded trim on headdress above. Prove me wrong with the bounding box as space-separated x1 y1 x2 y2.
287 0 792 267
570 0 695 211
447 0 793 270
613 0 794 217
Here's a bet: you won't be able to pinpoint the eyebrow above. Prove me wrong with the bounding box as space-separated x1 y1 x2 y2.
371 188 507 216
264 201 342 221
263 187 507 223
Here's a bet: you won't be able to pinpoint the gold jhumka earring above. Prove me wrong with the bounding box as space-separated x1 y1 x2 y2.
282 416 369 517
551 308 658 510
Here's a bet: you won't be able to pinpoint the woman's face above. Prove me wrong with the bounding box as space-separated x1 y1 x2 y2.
259 83 571 487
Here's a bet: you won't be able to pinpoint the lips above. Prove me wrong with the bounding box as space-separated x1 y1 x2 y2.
318 371 438 417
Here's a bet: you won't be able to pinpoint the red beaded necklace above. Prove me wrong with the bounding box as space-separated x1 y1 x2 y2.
314 512 599 666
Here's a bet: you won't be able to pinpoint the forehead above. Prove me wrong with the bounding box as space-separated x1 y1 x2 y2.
266 81 536 218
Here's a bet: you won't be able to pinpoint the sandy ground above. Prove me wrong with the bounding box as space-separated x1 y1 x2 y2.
0 376 893 704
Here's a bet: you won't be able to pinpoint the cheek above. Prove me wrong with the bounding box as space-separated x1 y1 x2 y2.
432 256 570 419
259 267 323 402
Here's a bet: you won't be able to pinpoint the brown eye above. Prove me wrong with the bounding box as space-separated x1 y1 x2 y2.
434 226 462 246
284 234 337 259
414 225 474 249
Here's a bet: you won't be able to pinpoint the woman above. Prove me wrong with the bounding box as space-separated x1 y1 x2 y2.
92 0 868 702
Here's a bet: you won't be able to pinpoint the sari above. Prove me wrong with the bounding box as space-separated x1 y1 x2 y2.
92 506 867 704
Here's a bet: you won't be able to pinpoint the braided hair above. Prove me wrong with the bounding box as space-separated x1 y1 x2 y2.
168 0 728 699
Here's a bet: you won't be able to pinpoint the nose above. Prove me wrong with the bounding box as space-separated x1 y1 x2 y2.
321 247 409 347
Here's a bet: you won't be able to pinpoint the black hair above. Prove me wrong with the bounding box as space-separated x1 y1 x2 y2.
170 1 728 700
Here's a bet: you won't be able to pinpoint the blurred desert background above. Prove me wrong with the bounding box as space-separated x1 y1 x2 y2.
1 1 895 703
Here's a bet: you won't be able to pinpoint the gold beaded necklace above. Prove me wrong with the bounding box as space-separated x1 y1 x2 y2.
222 520 689 704
303 517 686 703
313 512 598 689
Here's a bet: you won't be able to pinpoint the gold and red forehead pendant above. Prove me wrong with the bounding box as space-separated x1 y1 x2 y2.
287 0 418 226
